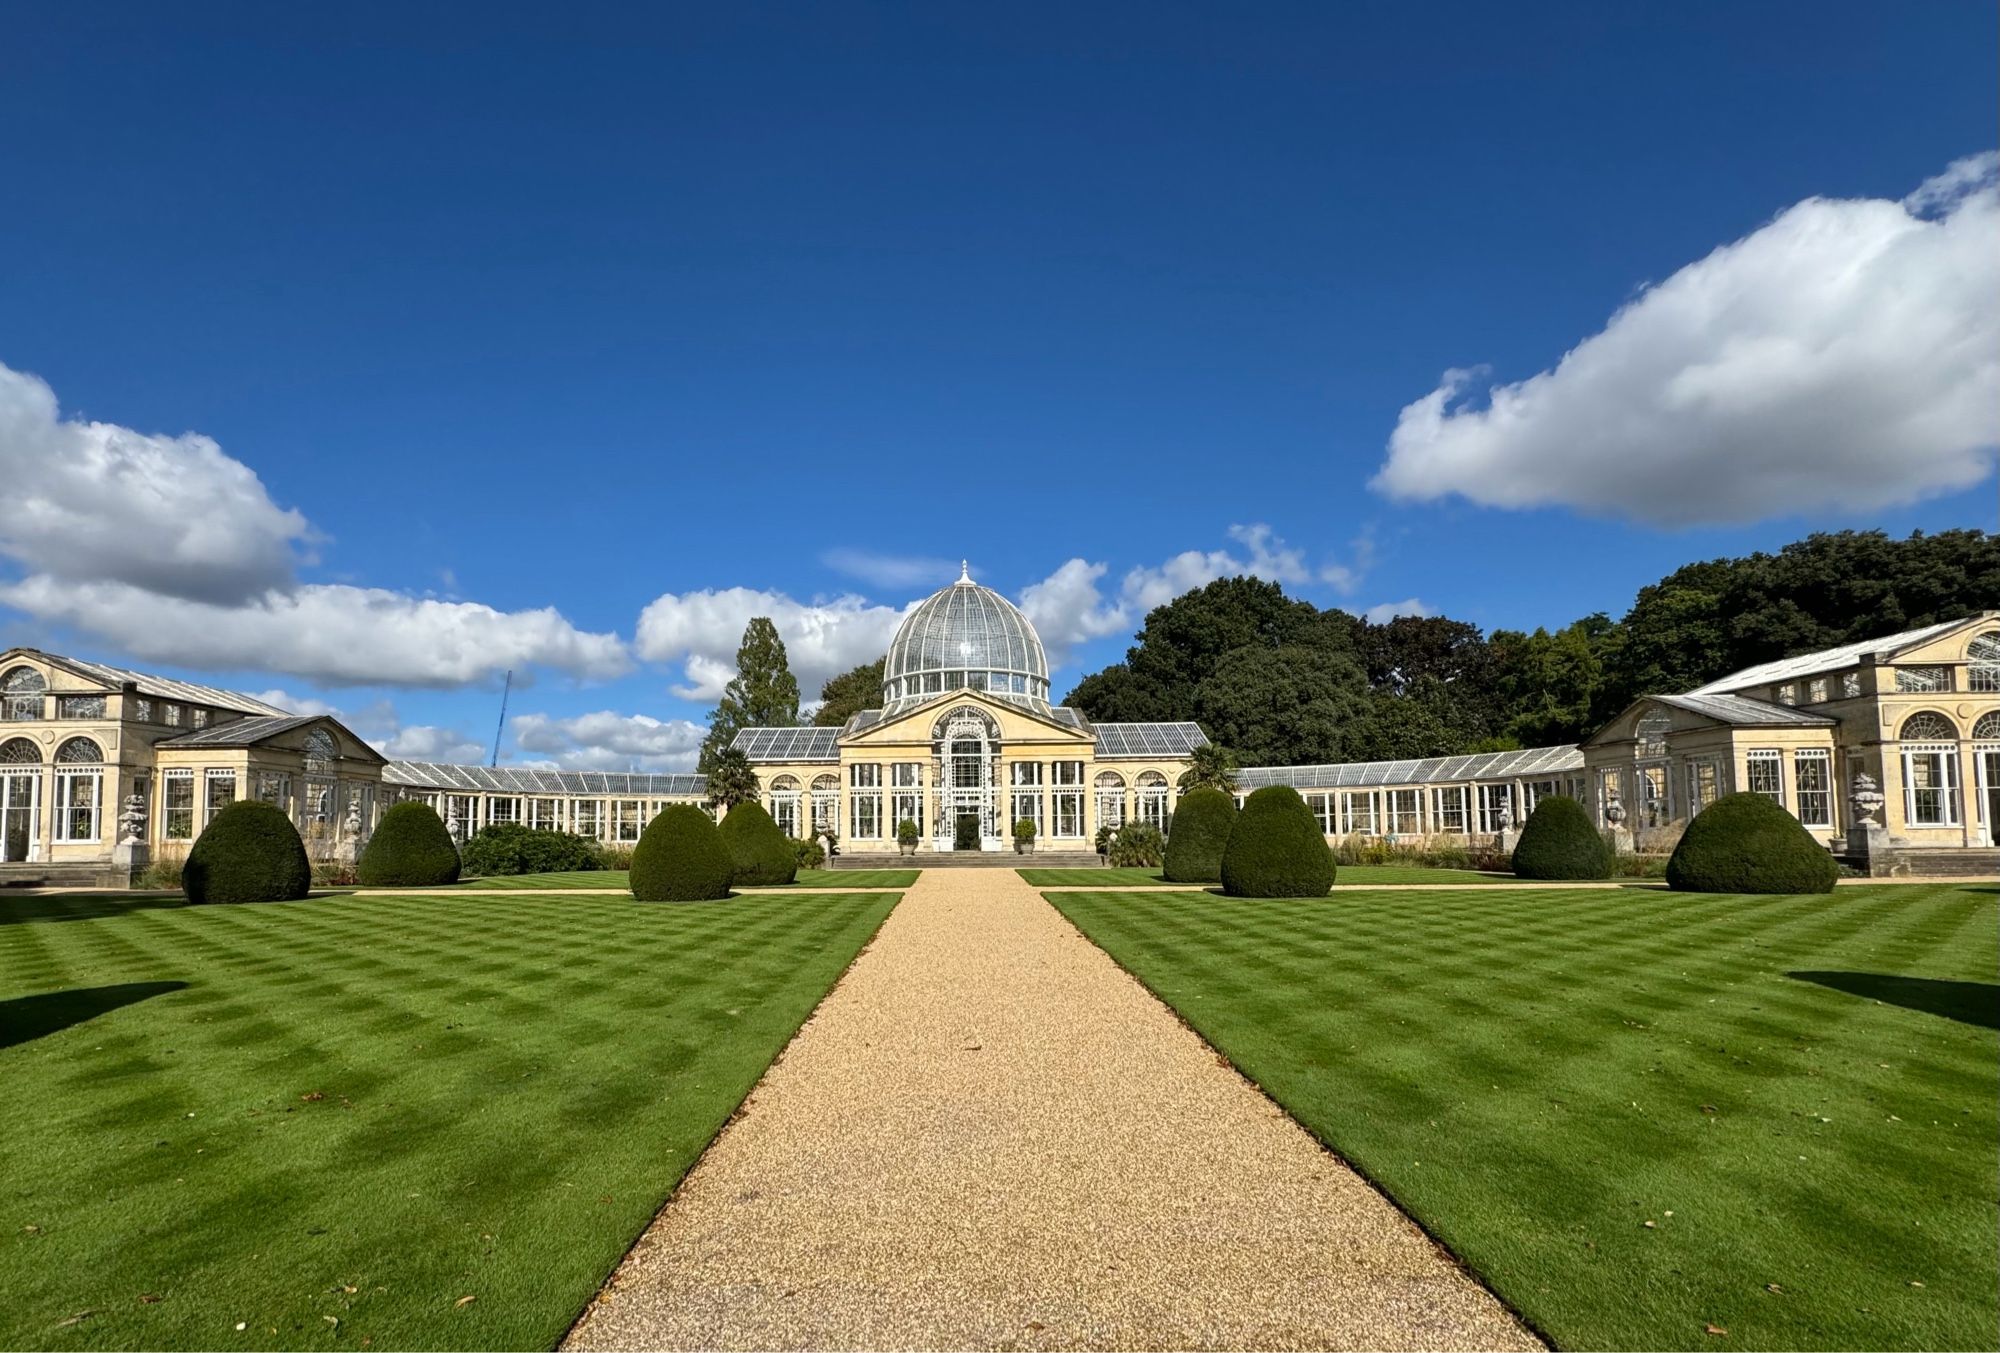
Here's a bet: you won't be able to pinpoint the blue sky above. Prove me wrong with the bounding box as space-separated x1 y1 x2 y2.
1 2 1994 769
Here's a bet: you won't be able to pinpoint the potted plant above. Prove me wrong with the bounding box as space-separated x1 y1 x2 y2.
1012 818 1037 855
1095 823 1114 858
896 818 921 857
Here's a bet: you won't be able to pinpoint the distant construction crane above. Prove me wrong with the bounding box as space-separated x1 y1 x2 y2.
490 669 512 767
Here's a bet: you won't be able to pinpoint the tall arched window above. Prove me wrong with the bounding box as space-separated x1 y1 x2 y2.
0 737 37 863
769 774 802 839
2 666 45 722
810 774 840 832
1973 712 2000 741
1137 771 1171 830
1093 771 1127 831
1968 633 2000 692
54 736 103 842
1898 711 1960 827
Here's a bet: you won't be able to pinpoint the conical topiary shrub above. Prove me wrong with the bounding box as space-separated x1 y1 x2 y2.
183 799 311 904
357 801 461 887
718 800 797 885
1220 785 1336 898
1163 787 1235 883
1510 794 1613 880
631 804 734 902
1666 792 1841 894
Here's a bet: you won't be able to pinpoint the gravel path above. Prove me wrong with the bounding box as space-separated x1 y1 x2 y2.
564 869 1540 1351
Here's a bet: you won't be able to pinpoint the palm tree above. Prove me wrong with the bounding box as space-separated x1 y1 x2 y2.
703 747 761 811
1178 742 1239 795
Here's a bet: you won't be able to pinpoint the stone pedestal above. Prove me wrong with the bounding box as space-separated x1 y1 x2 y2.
1850 822 1893 876
1495 828 1518 857
1607 825 1635 856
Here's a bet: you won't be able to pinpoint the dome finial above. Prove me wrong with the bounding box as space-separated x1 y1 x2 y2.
957 559 971 584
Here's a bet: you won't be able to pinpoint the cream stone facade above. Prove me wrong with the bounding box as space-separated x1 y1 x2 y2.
6 607 1995 885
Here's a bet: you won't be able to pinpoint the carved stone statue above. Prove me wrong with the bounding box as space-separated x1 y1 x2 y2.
1604 798 1626 827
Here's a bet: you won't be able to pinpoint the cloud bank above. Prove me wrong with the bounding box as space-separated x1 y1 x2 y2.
1373 152 2000 525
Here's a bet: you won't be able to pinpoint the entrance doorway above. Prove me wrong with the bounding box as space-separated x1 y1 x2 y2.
1983 750 2000 847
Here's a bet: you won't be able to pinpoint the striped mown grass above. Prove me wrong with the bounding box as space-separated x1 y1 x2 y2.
1019 864 1512 887
0 889 898 1350
448 868 918 891
1047 883 1999 1350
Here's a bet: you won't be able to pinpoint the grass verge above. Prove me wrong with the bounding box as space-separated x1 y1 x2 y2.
447 868 918 891
1045 883 1998 1350
1018 864 1513 887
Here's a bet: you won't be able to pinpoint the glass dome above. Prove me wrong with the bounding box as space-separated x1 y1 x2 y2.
881 565 1051 716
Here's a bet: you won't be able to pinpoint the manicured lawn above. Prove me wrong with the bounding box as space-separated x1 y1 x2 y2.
1018 864 1511 887
451 868 917 890
1046 883 1999 1350
0 889 899 1350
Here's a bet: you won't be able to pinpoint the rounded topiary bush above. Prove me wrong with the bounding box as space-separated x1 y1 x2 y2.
1163 787 1235 883
183 799 311 904
630 804 734 902
1220 785 1336 898
1666 792 1840 894
1510 794 1613 880
718 800 796 885
356 801 461 887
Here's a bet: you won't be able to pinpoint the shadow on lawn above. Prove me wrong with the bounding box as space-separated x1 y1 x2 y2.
1789 970 2000 1030
0 981 188 1049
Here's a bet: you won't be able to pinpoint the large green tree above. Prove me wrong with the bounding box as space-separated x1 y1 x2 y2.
1490 616 1619 747
1191 643 1370 767
812 658 885 727
697 617 802 773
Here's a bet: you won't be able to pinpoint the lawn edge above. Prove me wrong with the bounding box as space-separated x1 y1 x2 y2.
553 888 909 1349
1036 888 1559 1352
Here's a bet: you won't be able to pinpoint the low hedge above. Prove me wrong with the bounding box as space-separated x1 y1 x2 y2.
1163 787 1234 883
460 823 602 877
630 805 734 902
184 799 311 904
1666 792 1841 894
719 800 797 885
356 801 461 887
1220 785 1336 898
1510 794 1613 880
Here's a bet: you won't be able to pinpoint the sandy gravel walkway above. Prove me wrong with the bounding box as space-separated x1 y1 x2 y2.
564 869 1538 1351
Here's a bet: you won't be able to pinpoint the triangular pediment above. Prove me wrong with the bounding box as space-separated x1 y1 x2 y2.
841 689 1093 748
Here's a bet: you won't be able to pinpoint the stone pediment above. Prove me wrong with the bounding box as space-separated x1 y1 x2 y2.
841 689 1093 750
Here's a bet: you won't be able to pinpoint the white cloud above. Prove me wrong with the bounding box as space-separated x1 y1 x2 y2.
0 576 631 687
1373 153 2000 526
0 361 310 604
634 587 908 701
821 549 964 590
1023 525 1372 663
1361 598 1434 624
0 359 630 687
378 724 488 765
248 688 342 717
511 710 705 772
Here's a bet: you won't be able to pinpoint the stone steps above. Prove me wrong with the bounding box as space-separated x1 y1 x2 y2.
0 861 126 889
829 851 1106 869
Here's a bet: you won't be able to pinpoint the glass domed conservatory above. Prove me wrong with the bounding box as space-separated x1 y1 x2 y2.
881 564 1052 716
733 566 1206 853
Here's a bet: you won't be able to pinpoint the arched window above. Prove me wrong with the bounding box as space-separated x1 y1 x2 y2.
1136 771 1171 830
2 666 45 722
810 774 840 832
1635 709 1671 760
1093 770 1127 830
0 737 38 764
303 728 337 773
0 737 36 862
767 775 802 838
1974 712 2000 741
1969 633 2000 693
1899 712 1961 828
1899 711 1956 742
53 737 103 842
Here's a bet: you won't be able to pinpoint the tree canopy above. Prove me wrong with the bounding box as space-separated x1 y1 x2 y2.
813 658 885 727
1063 529 2000 766
697 617 801 773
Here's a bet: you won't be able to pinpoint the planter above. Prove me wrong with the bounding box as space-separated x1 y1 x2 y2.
1015 840 1035 855
899 842 917 858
